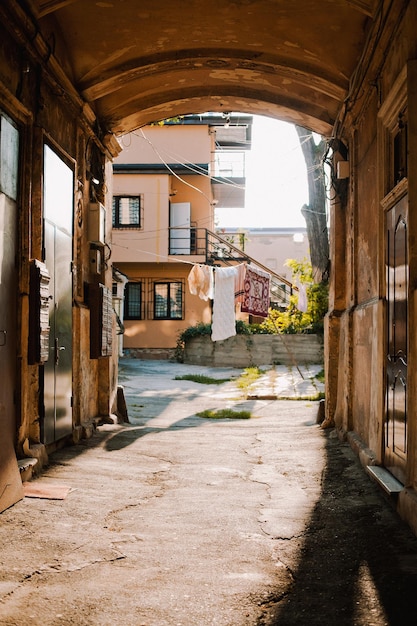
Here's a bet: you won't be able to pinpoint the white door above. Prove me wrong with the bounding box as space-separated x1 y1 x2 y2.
170 202 190 254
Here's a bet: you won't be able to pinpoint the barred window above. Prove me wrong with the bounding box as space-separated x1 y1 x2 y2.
125 282 143 319
153 281 183 320
112 195 143 228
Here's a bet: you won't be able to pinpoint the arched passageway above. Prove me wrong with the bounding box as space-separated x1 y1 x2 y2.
2 0 417 544
24 0 375 137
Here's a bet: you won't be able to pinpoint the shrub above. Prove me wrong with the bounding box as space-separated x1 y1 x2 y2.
259 259 328 334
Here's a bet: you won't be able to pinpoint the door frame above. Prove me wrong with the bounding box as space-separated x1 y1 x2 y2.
0 111 24 511
383 188 408 483
42 140 75 445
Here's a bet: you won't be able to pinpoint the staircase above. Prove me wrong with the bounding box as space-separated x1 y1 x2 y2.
205 229 297 309
168 226 298 308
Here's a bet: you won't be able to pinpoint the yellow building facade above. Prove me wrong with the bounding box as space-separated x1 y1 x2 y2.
112 119 252 357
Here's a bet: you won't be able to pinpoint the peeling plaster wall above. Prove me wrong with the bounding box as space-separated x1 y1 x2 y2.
328 2 415 491
0 14 115 463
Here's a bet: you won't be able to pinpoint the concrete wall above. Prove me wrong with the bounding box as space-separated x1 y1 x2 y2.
116 125 212 166
184 334 323 367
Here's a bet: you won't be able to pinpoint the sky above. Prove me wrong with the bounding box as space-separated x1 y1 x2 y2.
215 115 309 229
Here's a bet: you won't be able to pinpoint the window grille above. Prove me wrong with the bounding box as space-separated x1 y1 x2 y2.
125 282 143 319
147 279 184 320
112 195 143 228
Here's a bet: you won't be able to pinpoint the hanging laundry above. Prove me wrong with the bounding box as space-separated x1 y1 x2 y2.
297 283 308 313
234 263 246 304
187 264 214 300
241 265 270 318
211 266 239 342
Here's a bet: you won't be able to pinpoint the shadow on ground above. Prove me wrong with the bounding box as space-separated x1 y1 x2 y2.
256 431 417 626
103 413 254 452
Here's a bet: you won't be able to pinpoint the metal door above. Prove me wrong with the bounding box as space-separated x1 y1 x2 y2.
170 202 191 254
385 194 408 484
43 145 73 444
0 115 23 511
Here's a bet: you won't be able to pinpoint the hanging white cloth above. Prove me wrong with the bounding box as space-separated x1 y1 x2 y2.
297 284 308 313
211 266 238 342
187 264 214 300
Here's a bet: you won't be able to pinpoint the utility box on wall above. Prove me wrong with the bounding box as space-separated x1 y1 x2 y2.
28 259 50 364
88 202 106 245
89 282 113 358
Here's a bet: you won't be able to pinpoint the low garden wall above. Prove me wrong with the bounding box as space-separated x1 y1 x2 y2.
183 334 324 367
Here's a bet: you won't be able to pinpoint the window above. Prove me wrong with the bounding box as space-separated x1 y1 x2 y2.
153 281 183 319
212 150 245 178
112 195 143 228
125 282 143 319
392 110 408 186
377 64 408 196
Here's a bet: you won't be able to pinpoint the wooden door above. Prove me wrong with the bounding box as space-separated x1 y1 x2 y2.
385 194 408 483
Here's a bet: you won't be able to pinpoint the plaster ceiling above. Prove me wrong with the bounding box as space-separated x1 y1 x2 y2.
28 0 379 136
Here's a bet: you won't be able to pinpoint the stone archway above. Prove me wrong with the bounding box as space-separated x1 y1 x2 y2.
22 1 376 138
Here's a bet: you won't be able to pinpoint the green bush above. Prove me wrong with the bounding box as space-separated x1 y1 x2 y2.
260 259 328 335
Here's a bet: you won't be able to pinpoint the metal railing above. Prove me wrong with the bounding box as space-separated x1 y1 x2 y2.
168 227 296 308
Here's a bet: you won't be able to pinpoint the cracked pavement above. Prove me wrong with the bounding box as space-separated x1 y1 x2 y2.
1 359 417 625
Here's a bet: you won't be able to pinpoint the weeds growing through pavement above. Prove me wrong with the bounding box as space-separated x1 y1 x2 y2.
197 408 252 419
174 374 231 385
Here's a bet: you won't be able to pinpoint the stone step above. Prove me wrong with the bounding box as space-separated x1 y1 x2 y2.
366 465 403 495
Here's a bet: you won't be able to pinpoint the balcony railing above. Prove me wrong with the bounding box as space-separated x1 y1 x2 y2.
168 227 297 308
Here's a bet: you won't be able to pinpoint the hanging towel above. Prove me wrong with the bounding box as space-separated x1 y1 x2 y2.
211 266 238 342
297 284 308 313
187 264 214 300
241 265 270 318
234 263 246 304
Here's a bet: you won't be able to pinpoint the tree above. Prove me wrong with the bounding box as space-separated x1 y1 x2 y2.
295 125 329 284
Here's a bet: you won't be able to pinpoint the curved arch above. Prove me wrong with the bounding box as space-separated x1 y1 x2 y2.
105 86 335 136
80 50 347 103
31 0 377 135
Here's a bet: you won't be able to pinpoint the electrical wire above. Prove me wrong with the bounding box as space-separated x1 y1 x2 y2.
111 241 196 265
114 118 327 231
133 130 246 190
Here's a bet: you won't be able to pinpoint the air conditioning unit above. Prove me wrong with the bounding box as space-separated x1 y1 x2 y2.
88 202 106 245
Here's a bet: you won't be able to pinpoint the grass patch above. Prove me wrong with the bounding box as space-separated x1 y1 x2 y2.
278 391 325 401
315 369 325 383
174 374 231 385
236 366 265 393
197 408 252 419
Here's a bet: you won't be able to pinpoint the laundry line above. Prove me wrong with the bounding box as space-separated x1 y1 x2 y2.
113 242 309 372
188 262 271 342
112 241 307 338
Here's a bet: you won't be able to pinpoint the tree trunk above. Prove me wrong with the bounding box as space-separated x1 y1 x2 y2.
295 126 329 283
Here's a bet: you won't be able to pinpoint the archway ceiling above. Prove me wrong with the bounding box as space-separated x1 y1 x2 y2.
31 0 378 137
